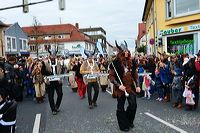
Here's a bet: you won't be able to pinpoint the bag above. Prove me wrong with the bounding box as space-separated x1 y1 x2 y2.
186 97 195 105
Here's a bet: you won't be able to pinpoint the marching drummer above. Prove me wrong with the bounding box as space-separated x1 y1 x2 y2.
98 55 109 92
80 50 100 109
43 46 63 115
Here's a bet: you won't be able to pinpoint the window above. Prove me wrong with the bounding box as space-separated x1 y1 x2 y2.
19 39 27 50
30 45 36 51
7 37 11 50
19 40 23 49
175 0 200 16
23 40 27 50
166 0 172 18
6 37 17 51
12 38 16 49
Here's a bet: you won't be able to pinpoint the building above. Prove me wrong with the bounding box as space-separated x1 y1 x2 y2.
80 26 107 51
23 23 95 57
4 23 29 57
142 0 200 55
136 23 146 48
0 21 9 57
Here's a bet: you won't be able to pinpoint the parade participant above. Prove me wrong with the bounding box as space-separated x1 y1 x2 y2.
0 64 17 133
72 57 86 99
68 57 78 92
32 61 45 103
80 49 100 109
24 57 35 97
109 41 140 132
43 46 63 115
98 56 109 92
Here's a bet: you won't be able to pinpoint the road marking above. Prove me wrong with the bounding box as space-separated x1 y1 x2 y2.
106 90 112 95
145 112 188 133
32 114 41 133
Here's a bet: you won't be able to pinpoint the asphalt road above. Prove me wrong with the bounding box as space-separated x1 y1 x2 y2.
16 83 200 133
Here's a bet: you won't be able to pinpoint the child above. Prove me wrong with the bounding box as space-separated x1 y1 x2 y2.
142 73 151 99
155 67 164 101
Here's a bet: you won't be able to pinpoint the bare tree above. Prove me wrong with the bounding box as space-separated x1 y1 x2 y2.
32 17 42 58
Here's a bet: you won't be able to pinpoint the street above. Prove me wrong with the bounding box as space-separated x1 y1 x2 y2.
15 81 200 133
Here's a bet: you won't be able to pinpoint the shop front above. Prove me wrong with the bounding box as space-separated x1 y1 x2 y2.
167 34 195 55
160 24 200 55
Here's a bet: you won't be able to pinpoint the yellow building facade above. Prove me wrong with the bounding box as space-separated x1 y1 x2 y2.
142 0 200 55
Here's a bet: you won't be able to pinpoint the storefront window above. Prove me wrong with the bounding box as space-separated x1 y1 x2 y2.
167 34 194 55
175 0 200 16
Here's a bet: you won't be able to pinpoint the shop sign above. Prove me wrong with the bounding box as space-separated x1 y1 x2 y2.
169 39 194 45
72 44 81 49
188 24 200 31
160 27 184 36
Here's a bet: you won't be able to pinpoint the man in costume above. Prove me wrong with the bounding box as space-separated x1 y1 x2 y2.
80 49 100 109
109 41 141 132
43 46 63 115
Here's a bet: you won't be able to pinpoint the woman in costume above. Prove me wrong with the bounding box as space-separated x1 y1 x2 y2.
109 41 141 132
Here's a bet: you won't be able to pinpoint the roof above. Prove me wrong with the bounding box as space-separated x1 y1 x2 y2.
137 23 146 40
142 0 153 21
23 24 76 36
23 23 95 44
0 20 9 27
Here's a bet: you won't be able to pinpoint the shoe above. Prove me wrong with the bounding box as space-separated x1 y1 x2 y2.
130 124 134 128
55 108 60 112
52 111 57 115
120 128 129 132
93 102 97 107
173 103 178 108
89 105 93 109
156 98 160 101
159 98 163 101
177 104 182 109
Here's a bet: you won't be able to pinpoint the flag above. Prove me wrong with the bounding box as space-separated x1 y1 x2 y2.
96 42 104 57
80 46 87 59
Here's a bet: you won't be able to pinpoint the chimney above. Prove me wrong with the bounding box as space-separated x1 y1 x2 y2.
75 23 79 29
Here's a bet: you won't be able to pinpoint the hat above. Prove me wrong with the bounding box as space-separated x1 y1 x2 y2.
182 57 189 66
115 40 129 52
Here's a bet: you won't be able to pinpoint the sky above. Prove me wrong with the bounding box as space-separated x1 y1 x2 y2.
0 0 145 51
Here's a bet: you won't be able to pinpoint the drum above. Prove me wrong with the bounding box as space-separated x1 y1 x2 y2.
68 71 78 92
100 73 108 92
100 74 108 86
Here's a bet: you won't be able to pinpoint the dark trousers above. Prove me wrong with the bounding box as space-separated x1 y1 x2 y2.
87 82 99 105
164 84 170 99
47 81 63 112
0 125 15 133
116 93 137 130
